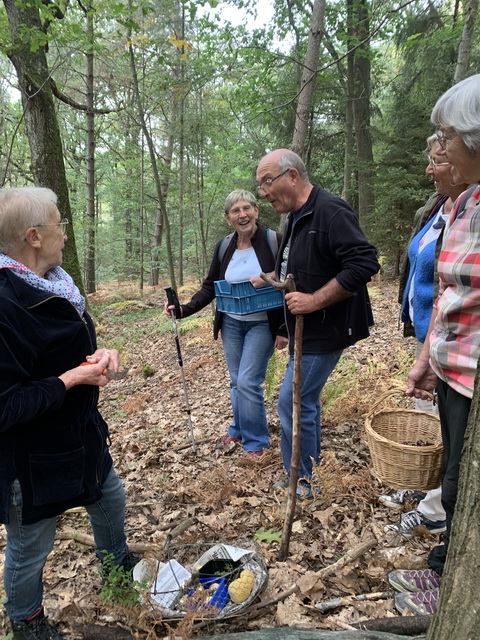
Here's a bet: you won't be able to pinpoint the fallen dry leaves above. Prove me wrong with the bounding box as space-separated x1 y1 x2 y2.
0 279 440 638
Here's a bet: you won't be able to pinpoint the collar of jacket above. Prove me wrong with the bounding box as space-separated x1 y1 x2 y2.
286 184 319 223
0 268 68 309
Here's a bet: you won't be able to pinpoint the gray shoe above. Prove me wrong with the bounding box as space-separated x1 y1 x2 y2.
378 489 426 511
384 508 446 539
11 610 63 640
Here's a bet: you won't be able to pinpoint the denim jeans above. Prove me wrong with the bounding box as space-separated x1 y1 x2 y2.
221 315 274 451
278 350 343 481
4 466 128 621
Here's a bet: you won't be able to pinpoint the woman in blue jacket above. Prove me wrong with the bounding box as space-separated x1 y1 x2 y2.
0 187 136 640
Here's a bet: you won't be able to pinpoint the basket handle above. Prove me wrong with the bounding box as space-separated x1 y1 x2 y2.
364 386 434 420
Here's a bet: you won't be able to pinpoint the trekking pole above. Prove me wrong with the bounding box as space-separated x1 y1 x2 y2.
164 286 197 455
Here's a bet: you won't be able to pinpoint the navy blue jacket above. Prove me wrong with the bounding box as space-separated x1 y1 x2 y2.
277 185 380 353
0 269 112 524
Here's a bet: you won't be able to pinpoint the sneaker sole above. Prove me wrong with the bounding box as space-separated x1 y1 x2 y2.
384 523 447 539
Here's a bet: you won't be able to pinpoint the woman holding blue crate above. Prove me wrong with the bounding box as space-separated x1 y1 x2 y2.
165 190 285 459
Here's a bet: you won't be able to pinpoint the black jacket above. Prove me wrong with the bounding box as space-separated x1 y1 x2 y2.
277 185 380 353
0 269 112 524
181 224 284 339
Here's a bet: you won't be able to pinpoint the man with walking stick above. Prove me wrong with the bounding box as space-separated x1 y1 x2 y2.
256 149 380 499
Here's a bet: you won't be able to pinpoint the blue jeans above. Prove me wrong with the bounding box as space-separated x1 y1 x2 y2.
221 315 274 451
278 351 343 481
4 467 128 621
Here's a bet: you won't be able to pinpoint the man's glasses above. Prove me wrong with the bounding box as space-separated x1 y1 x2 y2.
257 169 290 193
428 155 450 168
35 218 69 234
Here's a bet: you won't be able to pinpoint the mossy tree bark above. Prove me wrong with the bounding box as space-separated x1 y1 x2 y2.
3 0 84 291
426 359 480 638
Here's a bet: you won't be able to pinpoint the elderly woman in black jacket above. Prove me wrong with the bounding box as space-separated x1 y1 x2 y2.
0 187 135 640
165 190 284 459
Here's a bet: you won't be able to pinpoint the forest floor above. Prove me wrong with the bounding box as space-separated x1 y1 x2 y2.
0 277 440 639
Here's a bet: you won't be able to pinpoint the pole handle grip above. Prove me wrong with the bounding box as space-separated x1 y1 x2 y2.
164 285 181 317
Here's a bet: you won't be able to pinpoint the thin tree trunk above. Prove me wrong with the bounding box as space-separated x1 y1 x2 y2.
454 0 479 83
3 0 84 290
85 3 96 294
126 4 176 291
349 0 374 220
291 0 326 158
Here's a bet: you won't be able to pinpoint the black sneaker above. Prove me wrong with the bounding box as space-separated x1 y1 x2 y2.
120 551 140 573
11 609 63 640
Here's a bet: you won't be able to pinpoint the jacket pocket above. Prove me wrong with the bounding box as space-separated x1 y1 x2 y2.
29 447 85 506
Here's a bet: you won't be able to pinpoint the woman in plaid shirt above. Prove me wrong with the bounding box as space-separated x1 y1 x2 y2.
388 73 480 616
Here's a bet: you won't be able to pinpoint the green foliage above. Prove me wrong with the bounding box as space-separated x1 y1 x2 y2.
254 526 282 544
99 553 143 606
177 315 213 336
321 356 358 415
264 349 288 401
142 364 156 378
2 0 480 283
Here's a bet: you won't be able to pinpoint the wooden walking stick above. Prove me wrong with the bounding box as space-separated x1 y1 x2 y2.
260 272 304 561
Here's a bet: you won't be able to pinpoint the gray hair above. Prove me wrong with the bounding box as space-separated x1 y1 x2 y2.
426 132 439 151
278 150 309 181
431 74 480 152
224 189 257 215
0 187 58 254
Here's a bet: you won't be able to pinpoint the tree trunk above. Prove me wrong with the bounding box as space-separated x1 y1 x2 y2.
291 0 326 158
3 0 84 290
453 0 479 83
348 0 375 221
127 0 177 291
85 3 96 294
426 359 480 639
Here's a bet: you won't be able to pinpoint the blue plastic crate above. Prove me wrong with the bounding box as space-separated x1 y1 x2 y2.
214 280 284 315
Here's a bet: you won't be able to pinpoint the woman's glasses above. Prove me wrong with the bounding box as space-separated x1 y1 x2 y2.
34 218 69 234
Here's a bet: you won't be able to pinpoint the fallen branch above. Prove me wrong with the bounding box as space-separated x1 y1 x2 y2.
352 614 432 635
57 530 155 555
64 502 155 514
311 590 393 613
316 538 377 578
58 517 197 555
173 438 210 451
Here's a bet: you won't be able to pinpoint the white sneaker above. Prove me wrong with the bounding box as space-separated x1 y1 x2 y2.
378 489 426 511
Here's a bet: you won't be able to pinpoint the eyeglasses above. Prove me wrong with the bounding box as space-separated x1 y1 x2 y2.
257 169 290 193
437 130 456 149
34 218 69 234
428 155 450 168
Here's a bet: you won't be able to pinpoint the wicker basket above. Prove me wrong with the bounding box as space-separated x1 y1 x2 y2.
364 389 443 491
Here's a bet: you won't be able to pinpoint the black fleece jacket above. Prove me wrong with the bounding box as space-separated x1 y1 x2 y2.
0 269 112 525
181 224 284 339
277 185 380 353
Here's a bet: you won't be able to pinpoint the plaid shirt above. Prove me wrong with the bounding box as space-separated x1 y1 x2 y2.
430 186 480 398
